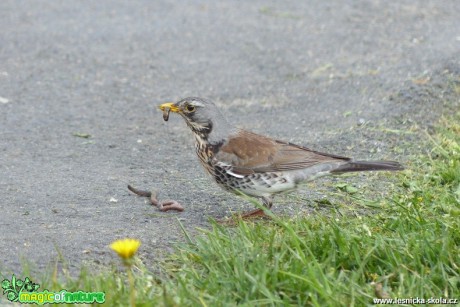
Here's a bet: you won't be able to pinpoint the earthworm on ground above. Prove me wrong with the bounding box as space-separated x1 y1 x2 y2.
162 107 170 121
127 184 184 212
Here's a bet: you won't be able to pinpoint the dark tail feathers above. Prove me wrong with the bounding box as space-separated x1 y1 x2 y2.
331 160 404 174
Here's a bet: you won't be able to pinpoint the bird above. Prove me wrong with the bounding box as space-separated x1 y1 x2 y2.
159 97 404 218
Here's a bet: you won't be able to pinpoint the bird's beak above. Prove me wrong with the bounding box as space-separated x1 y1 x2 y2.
159 102 180 113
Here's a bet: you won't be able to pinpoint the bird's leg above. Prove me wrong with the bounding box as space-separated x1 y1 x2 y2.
127 185 184 212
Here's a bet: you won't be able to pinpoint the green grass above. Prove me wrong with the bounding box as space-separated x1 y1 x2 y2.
3 114 460 306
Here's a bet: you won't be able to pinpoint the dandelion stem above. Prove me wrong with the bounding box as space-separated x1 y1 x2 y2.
126 265 136 307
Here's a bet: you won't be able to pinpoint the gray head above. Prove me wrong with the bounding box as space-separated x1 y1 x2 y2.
159 97 234 143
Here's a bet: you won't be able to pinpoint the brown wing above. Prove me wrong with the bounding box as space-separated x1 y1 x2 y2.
215 130 350 174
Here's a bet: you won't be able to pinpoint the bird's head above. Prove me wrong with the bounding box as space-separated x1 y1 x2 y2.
159 97 233 143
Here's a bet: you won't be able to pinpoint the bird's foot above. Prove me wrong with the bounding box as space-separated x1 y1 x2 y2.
217 208 271 225
127 185 184 212
240 208 269 218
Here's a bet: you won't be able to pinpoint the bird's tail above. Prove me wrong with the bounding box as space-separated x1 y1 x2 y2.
330 160 404 174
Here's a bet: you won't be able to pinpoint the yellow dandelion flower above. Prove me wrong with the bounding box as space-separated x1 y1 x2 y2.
110 238 141 260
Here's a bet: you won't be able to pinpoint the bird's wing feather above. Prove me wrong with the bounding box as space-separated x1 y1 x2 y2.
215 130 350 174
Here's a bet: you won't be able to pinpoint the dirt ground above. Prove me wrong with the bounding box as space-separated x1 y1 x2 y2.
1 0 459 275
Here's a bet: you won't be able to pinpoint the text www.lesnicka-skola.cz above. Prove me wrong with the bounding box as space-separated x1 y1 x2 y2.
373 297 458 305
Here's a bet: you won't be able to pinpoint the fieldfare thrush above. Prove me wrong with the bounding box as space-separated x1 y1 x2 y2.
159 97 403 218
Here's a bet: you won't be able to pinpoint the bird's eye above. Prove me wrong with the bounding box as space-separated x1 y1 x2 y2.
185 104 196 112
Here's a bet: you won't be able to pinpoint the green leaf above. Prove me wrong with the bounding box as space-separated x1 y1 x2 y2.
345 185 358 194
72 132 91 138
